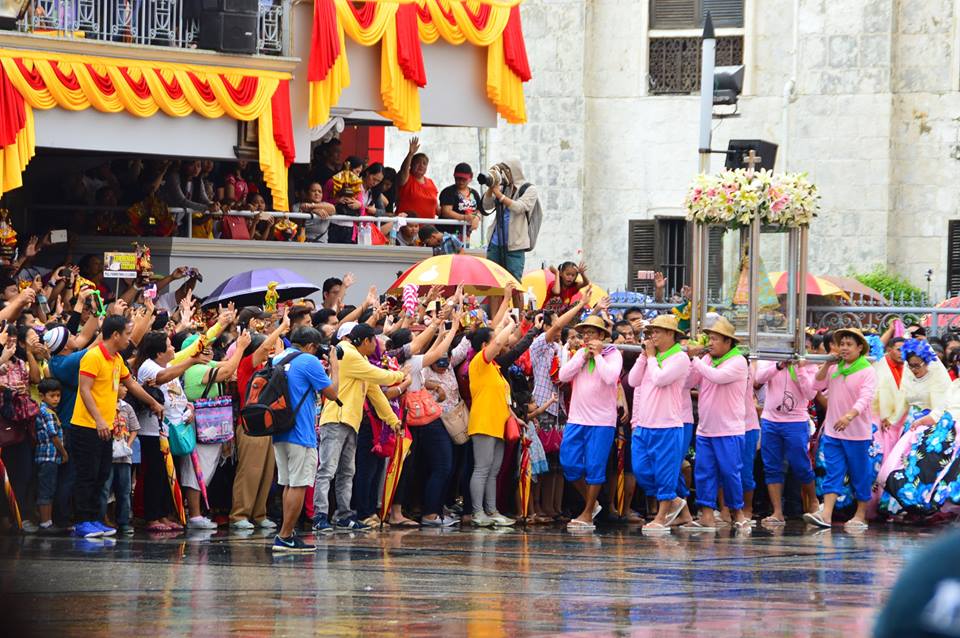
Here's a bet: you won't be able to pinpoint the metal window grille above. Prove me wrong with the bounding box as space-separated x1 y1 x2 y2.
648 35 743 95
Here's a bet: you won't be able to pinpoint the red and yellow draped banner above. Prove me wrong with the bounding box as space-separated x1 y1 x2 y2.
0 50 295 209
309 0 531 132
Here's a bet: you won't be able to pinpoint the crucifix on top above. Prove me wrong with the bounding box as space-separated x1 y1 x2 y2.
742 149 762 177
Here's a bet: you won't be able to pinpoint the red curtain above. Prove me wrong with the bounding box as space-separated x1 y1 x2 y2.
271 79 295 167
396 4 426 88
308 0 340 83
503 6 531 82
0 64 26 147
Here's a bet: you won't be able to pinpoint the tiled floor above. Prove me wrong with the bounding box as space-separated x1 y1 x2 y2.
0 523 948 637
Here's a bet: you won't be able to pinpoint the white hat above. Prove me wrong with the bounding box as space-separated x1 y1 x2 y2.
337 321 358 340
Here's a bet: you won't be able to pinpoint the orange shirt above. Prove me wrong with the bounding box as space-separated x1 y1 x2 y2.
397 177 439 219
72 343 130 429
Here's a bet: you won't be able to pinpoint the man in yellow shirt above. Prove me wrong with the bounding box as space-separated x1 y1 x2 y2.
312 324 406 533
71 315 163 539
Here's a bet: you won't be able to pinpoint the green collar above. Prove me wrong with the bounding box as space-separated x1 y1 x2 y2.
711 346 742 368
833 356 871 378
787 364 797 383
656 343 683 367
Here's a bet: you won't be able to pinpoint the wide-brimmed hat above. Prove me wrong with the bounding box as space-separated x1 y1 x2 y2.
647 314 686 337
702 316 739 343
834 327 869 354
574 315 611 338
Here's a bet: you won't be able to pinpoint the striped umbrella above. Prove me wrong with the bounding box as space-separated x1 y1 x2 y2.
379 428 412 523
0 457 21 529
518 436 532 522
189 450 210 510
387 255 521 297
614 430 626 517
520 269 607 309
767 272 850 300
160 435 186 525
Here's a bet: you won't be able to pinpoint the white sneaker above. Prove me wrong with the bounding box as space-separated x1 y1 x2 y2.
422 515 459 527
258 519 277 530
230 519 255 530
472 513 496 527
489 513 516 527
188 516 218 530
21 520 39 534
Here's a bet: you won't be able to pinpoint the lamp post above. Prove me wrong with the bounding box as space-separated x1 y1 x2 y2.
691 12 715 340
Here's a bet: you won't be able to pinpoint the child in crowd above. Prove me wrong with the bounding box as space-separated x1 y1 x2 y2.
516 393 555 523
418 225 464 255
546 261 590 310
34 378 67 532
102 384 140 535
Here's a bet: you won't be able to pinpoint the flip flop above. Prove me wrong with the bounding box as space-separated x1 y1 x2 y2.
567 519 595 531
843 519 868 531
663 500 687 527
388 519 421 528
678 520 716 532
146 523 171 532
641 522 671 534
733 520 751 530
803 512 831 529
761 516 786 526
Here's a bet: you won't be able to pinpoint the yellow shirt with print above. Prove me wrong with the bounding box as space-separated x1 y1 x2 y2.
467 351 511 439
72 344 130 429
319 342 404 432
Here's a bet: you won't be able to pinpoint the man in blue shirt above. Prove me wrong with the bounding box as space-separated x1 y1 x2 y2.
418 225 464 255
270 326 339 552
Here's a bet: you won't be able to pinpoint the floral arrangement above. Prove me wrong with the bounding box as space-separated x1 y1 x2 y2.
684 169 819 228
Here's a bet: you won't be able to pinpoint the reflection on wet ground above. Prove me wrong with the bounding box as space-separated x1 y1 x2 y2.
0 523 947 637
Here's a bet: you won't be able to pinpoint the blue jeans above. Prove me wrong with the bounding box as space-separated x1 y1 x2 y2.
100 463 133 526
412 419 453 517
351 415 384 519
695 435 745 510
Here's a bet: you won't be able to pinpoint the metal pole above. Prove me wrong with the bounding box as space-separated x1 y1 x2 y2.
748 217 760 353
796 226 808 356
692 13 715 340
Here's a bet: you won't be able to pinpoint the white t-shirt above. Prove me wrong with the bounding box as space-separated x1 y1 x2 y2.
155 290 178 313
137 358 190 436
406 355 425 392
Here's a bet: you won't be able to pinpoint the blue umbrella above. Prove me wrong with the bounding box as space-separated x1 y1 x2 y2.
200 268 321 308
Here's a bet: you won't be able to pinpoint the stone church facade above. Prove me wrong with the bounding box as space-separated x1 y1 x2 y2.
383 0 960 299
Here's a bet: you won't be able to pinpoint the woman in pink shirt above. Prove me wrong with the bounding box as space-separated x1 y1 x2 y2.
628 315 692 533
755 358 820 526
558 316 623 532
682 317 750 531
808 328 877 531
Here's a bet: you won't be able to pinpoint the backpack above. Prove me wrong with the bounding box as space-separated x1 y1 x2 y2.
516 183 543 252
240 351 309 437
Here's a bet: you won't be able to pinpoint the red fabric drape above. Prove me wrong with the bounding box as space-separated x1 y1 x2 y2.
396 4 426 87
346 1 378 28
308 0 341 82
49 61 81 91
186 72 217 103
84 64 117 95
13 59 45 90
155 70 185 99
118 67 153 99
271 79 295 167
217 74 259 107
502 5 531 82
0 64 26 147
464 3 492 29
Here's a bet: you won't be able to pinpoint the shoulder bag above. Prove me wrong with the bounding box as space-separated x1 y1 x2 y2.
440 401 469 445
194 366 235 444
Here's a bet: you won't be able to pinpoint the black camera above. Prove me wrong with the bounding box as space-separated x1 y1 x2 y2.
477 172 495 187
319 343 344 360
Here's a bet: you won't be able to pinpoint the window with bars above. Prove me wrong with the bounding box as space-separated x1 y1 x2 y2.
948 220 960 296
648 0 745 95
628 219 725 298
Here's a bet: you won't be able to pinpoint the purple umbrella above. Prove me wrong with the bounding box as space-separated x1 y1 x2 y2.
200 268 321 308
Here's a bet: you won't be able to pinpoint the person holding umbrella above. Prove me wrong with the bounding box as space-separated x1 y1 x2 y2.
557 315 623 532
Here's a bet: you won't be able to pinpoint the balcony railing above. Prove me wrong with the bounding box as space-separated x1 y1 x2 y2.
17 0 286 56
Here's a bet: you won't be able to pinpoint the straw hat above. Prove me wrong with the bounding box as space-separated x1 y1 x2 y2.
702 316 739 343
647 314 686 337
834 327 869 355
574 315 611 338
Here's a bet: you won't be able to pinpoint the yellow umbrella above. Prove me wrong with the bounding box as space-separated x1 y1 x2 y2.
520 269 607 309
767 272 850 300
388 255 521 297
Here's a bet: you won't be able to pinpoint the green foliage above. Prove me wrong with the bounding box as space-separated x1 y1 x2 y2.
850 267 926 303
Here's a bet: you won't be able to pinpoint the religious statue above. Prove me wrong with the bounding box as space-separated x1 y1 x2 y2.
264 281 279 313
273 216 298 242
134 243 153 276
0 208 17 263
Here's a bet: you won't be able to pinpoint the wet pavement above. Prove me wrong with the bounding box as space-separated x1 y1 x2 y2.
0 522 947 637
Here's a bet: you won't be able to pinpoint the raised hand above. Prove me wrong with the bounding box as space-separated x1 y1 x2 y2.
408 136 420 156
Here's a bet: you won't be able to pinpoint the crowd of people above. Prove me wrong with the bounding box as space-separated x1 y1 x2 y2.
49 137 507 256
2 233 960 553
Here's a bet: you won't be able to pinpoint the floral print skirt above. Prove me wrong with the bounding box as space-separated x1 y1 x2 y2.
882 407 960 515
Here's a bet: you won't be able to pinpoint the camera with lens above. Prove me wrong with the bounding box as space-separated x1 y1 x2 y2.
319 343 344 360
477 165 504 188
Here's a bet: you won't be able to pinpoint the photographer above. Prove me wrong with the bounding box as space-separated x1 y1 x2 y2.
480 160 541 281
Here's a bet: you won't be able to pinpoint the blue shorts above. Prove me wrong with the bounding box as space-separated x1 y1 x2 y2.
560 423 616 485
677 422 695 498
760 419 814 485
821 435 872 502
741 429 760 493
36 461 59 505
695 435 745 510
632 426 685 501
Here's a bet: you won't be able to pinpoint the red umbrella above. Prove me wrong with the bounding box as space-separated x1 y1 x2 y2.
921 297 960 330
518 436 532 521
0 457 21 529
387 255 521 297
379 428 412 522
189 450 210 510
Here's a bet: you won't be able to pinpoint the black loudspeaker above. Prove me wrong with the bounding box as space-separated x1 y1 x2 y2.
201 0 258 13
199 10 257 54
724 139 778 171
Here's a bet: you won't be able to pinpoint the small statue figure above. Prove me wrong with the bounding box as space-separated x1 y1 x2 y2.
264 281 279 313
134 243 153 276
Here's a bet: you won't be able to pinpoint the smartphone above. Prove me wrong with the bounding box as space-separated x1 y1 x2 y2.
431 300 441 315
143 283 157 300
637 270 655 280
379 294 386 305
510 308 520 321
444 320 453 330
49 229 68 244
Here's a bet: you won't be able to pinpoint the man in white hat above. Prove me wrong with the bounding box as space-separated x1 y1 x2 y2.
558 315 623 531
683 317 750 531
628 314 693 532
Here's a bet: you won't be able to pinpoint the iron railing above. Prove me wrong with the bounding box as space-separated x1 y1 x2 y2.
17 0 285 55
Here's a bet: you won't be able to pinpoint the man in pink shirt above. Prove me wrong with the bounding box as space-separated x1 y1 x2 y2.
558 315 623 532
682 317 750 531
628 315 692 533
808 328 877 531
755 357 820 526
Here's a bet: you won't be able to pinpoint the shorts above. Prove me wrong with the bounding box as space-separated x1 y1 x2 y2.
560 423 616 485
36 461 59 505
486 244 525 282
821 435 872 502
274 442 319 488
